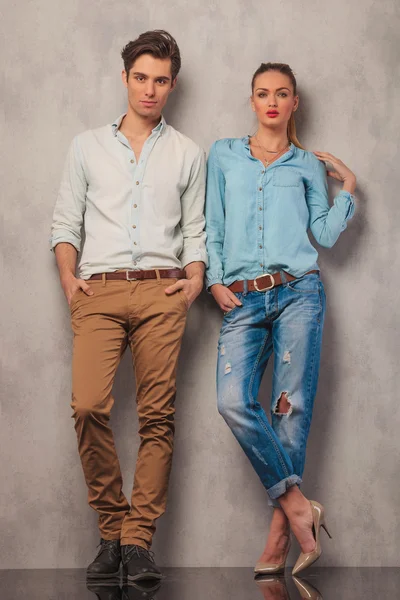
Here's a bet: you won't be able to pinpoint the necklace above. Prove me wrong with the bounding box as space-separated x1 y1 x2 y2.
254 134 290 166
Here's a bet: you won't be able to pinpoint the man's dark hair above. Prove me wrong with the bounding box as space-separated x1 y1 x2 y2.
121 30 181 80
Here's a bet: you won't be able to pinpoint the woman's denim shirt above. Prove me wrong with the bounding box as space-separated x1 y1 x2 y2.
205 138 355 288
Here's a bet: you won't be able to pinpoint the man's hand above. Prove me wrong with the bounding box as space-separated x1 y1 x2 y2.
61 272 93 306
165 261 205 308
210 283 242 313
164 274 203 308
54 243 93 306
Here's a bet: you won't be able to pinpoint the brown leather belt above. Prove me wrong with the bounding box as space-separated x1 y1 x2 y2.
228 270 319 293
88 269 185 281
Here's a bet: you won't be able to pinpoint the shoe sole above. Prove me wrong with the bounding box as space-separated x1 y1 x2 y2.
123 572 163 583
87 583 121 592
86 570 121 581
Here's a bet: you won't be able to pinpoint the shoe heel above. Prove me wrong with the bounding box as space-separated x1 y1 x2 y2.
321 522 332 539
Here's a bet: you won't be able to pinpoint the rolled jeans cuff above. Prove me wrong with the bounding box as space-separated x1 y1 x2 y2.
267 475 302 503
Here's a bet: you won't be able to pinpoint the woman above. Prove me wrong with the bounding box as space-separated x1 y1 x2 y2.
205 62 356 576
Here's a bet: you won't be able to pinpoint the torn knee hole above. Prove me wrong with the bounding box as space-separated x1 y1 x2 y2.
274 392 292 415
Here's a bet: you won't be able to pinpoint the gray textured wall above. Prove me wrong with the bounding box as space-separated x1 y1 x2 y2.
1 0 399 568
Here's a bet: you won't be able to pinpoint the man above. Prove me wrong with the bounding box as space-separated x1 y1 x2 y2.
51 30 207 582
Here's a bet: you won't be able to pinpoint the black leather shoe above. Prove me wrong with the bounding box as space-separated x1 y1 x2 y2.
122 581 161 599
121 545 163 582
87 539 122 580
86 583 122 600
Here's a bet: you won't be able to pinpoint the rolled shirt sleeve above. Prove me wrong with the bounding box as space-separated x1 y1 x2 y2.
178 147 208 268
205 142 226 289
306 158 355 248
50 135 87 252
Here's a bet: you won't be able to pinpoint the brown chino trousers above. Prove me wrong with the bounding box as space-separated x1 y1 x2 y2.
69 276 189 549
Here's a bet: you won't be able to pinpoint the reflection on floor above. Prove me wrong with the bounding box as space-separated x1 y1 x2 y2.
1 567 399 600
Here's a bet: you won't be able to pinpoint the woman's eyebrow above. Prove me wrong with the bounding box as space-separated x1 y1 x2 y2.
255 87 291 92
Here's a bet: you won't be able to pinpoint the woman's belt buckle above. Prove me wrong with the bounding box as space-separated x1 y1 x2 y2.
254 273 275 292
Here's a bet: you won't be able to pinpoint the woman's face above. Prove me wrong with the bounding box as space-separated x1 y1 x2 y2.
251 71 298 130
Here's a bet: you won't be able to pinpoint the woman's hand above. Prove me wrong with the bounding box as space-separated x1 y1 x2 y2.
313 151 357 195
210 284 243 313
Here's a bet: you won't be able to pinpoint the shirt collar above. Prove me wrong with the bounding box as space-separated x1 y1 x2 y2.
242 135 296 161
112 114 167 137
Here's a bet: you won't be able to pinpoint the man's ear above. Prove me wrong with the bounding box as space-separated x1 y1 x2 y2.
170 77 178 92
122 70 128 88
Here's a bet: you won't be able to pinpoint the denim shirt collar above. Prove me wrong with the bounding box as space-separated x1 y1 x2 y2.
242 136 296 164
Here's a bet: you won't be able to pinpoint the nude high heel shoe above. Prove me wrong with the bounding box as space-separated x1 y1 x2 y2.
292 576 323 599
292 501 332 576
254 539 291 575
255 576 290 599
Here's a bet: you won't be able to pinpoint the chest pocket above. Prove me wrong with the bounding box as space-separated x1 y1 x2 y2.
273 167 302 187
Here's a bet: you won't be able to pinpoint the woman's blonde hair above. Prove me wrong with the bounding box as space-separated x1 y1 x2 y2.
251 62 304 149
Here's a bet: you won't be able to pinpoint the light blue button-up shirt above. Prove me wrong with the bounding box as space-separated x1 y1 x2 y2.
51 115 207 279
205 137 355 288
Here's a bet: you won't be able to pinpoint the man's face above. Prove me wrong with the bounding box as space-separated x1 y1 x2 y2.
122 54 176 119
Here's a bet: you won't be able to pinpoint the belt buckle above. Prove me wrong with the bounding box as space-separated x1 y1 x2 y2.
254 273 275 292
126 270 138 281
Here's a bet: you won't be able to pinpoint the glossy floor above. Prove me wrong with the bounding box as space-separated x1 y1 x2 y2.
1 568 399 600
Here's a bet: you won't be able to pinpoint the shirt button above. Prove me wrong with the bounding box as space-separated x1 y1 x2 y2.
133 261 137 265
259 187 262 191
130 159 134 164
136 181 140 185
259 244 262 249
132 225 136 229
134 242 137 246
260 263 263 268
259 226 262 230
258 207 262 211
261 170 265 174
133 204 137 208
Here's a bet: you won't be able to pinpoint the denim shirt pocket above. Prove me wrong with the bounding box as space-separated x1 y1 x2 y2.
273 167 302 187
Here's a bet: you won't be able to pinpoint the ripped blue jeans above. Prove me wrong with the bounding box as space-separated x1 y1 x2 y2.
216 272 326 505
